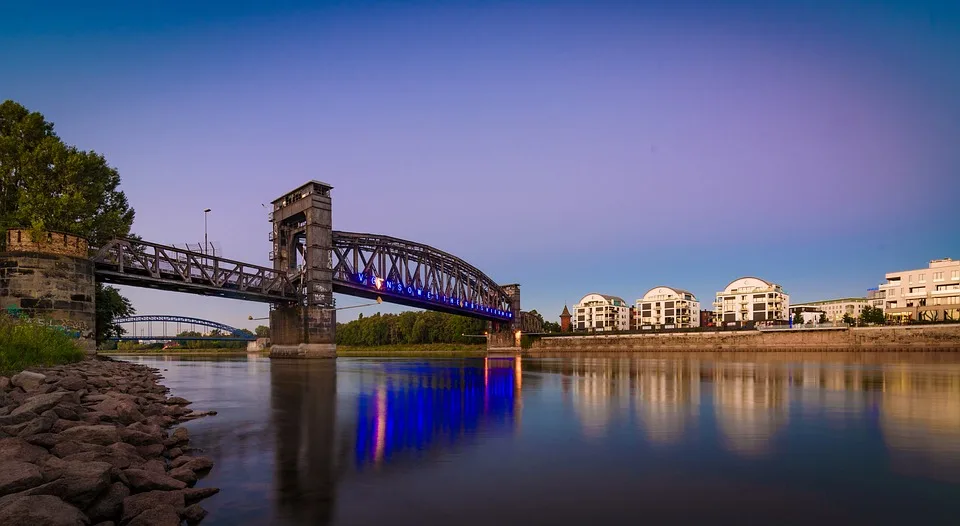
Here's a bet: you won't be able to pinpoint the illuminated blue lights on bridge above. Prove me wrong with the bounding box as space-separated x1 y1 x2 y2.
353 272 512 320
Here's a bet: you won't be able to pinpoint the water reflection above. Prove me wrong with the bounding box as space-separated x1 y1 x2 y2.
120 352 960 525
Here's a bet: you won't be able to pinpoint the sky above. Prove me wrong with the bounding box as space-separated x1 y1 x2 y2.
2 0 959 331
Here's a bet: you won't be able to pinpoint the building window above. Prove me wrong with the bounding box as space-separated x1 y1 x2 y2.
919 273 926 283
934 272 943 281
953 270 960 280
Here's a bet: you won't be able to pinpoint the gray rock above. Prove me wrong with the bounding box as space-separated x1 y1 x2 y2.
143 459 166 474
55 461 113 509
178 457 213 473
52 406 81 421
181 503 207 525
168 427 188 446
0 437 50 463
56 376 86 391
52 441 108 459
93 397 143 425
25 433 59 449
0 461 43 497
165 397 190 406
0 495 88 525
121 490 184 523
136 444 165 458
10 371 45 392
0 410 38 427
10 392 65 417
84 482 129 523
163 447 183 459
127 505 180 526
16 413 56 437
0 377 10 392
121 469 186 492
119 428 161 446
52 419 88 433
182 486 219 504
39 456 66 481
57 425 119 446
167 467 197 485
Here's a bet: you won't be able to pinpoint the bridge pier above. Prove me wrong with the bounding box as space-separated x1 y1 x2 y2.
268 181 337 359
0 229 97 353
488 284 522 352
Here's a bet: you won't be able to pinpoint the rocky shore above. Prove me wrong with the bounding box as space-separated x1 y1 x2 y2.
0 358 219 525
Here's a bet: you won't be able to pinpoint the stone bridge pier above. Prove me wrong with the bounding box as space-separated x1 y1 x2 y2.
268 181 337 359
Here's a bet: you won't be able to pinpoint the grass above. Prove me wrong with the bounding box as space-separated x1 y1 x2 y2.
0 319 85 373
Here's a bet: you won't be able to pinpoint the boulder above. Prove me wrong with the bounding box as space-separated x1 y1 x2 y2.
52 419 88 433
165 397 190 406
121 469 186 492
121 490 185 523
0 495 88 525
177 457 213 473
52 441 108 459
52 406 81 421
0 461 43 497
0 437 50 463
25 433 60 449
56 376 86 391
54 461 113 508
84 482 129 523
10 371 45 392
167 467 197 485
16 412 57 437
127 505 180 526
181 503 207 525
143 460 166 474
164 448 183 459
119 428 161 446
10 392 65 417
182 486 219 505
0 410 38 426
57 425 119 446
93 397 144 425
0 377 10 392
136 444 165 458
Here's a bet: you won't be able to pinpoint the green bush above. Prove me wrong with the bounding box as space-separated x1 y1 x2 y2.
0 318 85 372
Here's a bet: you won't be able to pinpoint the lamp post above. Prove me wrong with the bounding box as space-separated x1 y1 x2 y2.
203 208 211 256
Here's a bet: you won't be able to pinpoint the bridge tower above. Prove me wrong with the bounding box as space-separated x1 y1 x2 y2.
268 181 337 358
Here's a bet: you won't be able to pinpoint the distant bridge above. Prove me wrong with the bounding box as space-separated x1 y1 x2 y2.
110 315 255 342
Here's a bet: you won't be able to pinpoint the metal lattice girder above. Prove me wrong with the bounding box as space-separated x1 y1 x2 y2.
91 238 297 303
331 231 513 322
113 315 251 337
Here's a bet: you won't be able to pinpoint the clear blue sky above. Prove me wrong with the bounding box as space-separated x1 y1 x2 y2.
3 0 959 330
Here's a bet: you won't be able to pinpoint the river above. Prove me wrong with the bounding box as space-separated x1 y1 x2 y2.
120 353 960 525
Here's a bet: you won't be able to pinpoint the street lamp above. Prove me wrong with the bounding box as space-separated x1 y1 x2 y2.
203 208 211 256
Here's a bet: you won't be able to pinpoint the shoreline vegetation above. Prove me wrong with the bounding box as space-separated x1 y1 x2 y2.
0 319 85 374
100 342 489 357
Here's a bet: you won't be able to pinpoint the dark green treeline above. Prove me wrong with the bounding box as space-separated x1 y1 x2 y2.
336 311 488 346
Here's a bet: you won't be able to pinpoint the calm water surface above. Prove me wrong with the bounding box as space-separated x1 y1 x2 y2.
122 353 960 525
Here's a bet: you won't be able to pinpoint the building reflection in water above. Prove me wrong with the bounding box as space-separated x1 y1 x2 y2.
270 360 338 526
352 357 521 469
712 362 789 456
880 363 960 483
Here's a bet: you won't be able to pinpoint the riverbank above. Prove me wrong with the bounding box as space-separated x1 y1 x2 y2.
336 343 487 357
0 357 219 524
531 323 960 351
100 348 250 356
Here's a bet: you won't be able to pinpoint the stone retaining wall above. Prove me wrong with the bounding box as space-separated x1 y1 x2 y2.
531 324 960 351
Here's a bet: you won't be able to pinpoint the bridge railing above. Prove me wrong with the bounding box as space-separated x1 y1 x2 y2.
91 238 298 302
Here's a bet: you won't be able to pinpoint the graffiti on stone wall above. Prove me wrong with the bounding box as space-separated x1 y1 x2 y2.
3 305 90 339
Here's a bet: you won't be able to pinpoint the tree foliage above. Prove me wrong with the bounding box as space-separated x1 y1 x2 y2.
95 284 134 345
255 325 270 338
336 311 488 346
819 312 828 323
859 306 886 325
794 312 804 325
0 100 135 247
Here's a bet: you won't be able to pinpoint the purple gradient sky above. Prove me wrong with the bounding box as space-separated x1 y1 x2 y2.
3 1 959 330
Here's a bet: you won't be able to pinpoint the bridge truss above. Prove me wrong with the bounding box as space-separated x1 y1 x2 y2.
110 315 255 341
91 238 297 303
331 231 513 322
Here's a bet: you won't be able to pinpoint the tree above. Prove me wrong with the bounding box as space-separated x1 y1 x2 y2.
542 320 562 333
819 312 827 323
0 100 135 247
794 312 804 325
255 325 270 338
842 313 855 325
859 306 886 325
95 284 134 345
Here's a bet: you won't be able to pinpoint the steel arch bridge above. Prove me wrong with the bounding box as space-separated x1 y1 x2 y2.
110 315 255 341
331 231 513 321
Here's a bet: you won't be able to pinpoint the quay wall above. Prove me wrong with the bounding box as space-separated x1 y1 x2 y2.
530 325 960 352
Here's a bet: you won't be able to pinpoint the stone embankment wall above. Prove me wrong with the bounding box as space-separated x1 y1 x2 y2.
531 325 960 351
0 358 220 524
0 229 96 351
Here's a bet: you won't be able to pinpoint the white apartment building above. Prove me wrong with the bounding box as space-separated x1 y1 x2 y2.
879 258 960 322
714 277 789 325
574 293 631 332
791 298 869 322
635 286 701 329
